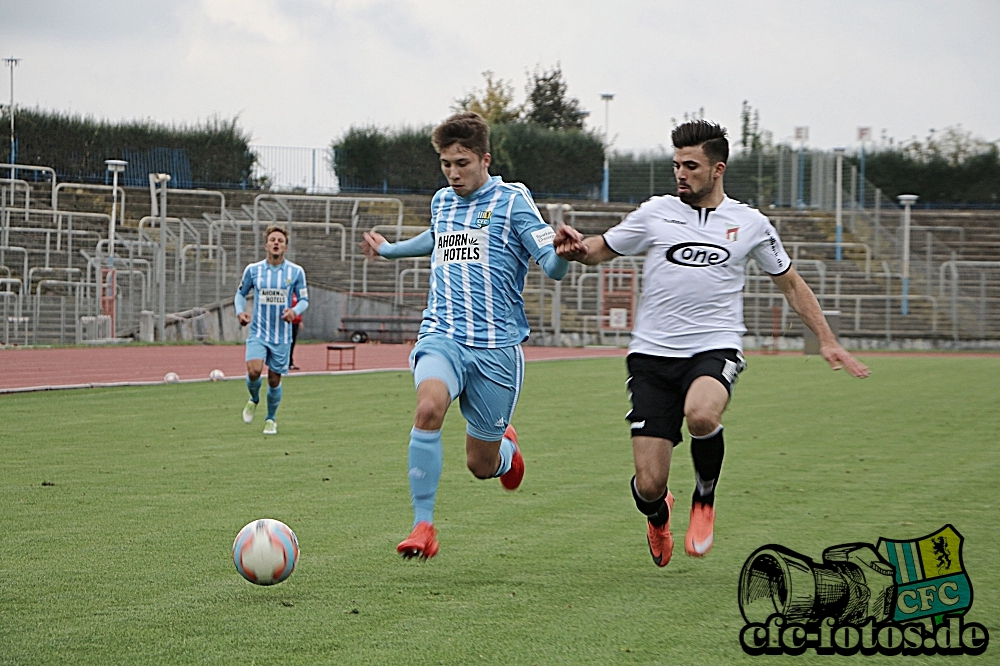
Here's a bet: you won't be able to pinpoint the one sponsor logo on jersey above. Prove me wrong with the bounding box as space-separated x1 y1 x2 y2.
666 242 731 267
530 226 556 247
475 210 493 228
494 416 506 428
259 288 288 305
663 218 688 225
435 229 488 265
726 226 739 241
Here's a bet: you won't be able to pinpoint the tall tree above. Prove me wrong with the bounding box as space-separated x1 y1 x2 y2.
453 71 521 124
523 65 587 131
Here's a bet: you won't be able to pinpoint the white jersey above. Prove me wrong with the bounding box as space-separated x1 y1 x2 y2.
603 195 791 357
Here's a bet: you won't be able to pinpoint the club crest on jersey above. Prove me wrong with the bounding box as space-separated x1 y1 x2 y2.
666 242 730 267
475 210 493 228
726 226 739 241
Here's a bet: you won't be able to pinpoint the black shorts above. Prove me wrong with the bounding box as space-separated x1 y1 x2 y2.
625 349 746 444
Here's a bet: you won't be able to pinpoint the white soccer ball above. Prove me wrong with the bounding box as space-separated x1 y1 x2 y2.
233 518 300 586
163 372 180 383
209 369 225 382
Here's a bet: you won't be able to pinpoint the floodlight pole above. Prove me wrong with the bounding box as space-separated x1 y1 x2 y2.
4 57 20 178
859 143 866 210
897 194 918 316
857 126 871 210
601 93 614 203
151 173 171 341
105 159 128 267
793 127 808 211
834 148 844 261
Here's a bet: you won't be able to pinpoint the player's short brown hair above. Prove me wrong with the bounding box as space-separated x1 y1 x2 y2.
264 224 289 241
672 120 729 164
432 112 490 157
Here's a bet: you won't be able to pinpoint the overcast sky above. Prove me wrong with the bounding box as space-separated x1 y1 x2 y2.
2 0 999 153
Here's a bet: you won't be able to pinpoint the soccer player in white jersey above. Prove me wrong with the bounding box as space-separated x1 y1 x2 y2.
556 120 869 568
235 225 309 435
361 112 583 560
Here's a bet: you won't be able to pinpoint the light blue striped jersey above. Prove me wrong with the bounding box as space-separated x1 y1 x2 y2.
420 175 558 348
237 259 308 345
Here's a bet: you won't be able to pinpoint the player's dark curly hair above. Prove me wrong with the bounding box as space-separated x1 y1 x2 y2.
432 112 490 157
672 120 729 164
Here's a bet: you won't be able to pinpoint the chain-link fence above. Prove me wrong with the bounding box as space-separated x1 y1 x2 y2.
250 146 340 194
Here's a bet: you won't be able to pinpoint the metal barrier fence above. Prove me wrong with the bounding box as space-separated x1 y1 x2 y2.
1 169 998 347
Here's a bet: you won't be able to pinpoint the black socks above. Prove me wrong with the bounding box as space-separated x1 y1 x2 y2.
631 475 669 527
690 425 724 506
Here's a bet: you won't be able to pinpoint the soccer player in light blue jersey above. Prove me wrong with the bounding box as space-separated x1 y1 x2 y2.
236 225 309 435
362 112 584 560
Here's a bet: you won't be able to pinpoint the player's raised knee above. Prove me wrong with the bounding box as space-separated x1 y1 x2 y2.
685 408 720 438
634 470 667 500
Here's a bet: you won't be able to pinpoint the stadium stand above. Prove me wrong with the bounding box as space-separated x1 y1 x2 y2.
1 164 998 348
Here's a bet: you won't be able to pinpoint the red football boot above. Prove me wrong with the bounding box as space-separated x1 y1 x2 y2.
397 521 439 560
500 425 524 490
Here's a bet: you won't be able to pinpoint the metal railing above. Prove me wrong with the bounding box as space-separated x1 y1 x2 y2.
2 161 997 346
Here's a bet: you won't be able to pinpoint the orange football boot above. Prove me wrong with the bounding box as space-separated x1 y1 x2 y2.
499 425 524 491
397 521 439 560
684 502 716 557
646 491 675 567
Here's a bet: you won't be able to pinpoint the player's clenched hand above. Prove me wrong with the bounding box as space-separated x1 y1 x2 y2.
361 231 387 261
237 312 251 326
820 343 870 378
281 308 296 323
554 225 587 262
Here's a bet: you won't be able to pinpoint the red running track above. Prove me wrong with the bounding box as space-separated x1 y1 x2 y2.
0 343 628 393
2 343 994 394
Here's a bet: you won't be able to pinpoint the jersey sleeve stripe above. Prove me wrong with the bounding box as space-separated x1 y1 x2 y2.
602 233 626 256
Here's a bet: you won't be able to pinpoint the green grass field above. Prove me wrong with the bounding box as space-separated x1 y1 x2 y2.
1 355 997 664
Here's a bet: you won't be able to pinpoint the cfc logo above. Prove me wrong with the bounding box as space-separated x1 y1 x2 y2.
666 242 730 267
737 525 988 656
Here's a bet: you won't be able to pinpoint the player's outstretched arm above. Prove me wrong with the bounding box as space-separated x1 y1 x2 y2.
771 268 870 378
556 231 618 266
362 229 434 260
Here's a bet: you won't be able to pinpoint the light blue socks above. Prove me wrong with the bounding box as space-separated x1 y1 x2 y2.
266 383 282 421
246 375 262 403
408 427 443 526
494 436 515 477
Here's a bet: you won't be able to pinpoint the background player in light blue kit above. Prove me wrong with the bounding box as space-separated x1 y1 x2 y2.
236 225 309 435
362 112 584 560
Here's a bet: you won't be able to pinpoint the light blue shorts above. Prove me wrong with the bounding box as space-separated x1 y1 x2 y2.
409 335 524 441
246 336 290 376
